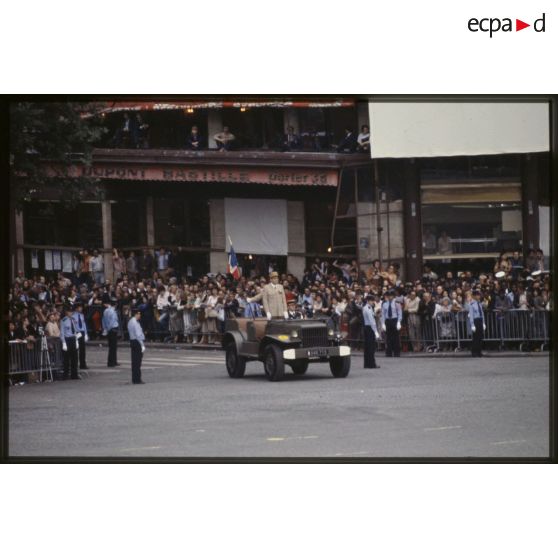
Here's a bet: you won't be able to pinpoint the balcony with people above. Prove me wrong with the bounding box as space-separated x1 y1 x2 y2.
91 102 372 166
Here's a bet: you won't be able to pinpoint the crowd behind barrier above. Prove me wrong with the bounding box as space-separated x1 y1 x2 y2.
8 247 552 381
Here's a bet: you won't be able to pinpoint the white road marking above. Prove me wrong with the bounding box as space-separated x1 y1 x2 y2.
490 439 526 446
266 435 319 442
120 446 162 452
117 361 205 368
119 359 225 364
333 451 371 456
423 425 463 431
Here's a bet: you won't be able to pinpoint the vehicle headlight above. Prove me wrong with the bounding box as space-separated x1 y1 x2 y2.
290 330 299 338
328 328 335 336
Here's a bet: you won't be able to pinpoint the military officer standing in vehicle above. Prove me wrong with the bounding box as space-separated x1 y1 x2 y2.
127 307 146 384
363 295 381 368
73 301 89 370
468 290 486 357
262 271 288 319
102 297 120 367
59 304 80 380
381 289 402 357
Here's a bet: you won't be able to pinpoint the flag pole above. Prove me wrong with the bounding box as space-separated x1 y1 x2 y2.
228 236 233 250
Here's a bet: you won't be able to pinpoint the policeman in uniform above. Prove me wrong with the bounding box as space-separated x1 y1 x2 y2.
127 307 146 384
73 302 89 370
381 290 402 357
59 304 80 380
102 297 120 367
468 290 486 357
363 295 381 369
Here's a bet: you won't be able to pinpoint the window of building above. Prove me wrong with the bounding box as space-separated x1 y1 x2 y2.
112 200 147 248
23 201 103 248
154 197 210 247
421 182 523 265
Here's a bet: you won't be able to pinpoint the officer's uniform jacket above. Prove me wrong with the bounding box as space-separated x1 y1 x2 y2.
262 282 288 318
363 304 380 335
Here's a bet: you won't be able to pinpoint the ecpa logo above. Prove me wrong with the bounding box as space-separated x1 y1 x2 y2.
468 13 546 37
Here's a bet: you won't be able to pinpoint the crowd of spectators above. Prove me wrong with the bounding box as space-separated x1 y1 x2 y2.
8 247 551 353
110 111 371 154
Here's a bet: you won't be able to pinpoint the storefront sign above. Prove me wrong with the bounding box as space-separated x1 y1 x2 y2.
56 164 338 187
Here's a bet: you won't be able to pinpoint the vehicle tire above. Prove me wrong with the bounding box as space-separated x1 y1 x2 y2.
226 342 246 378
329 355 351 378
291 359 308 375
263 344 285 382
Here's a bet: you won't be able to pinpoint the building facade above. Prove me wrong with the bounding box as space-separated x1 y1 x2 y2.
11 99 550 282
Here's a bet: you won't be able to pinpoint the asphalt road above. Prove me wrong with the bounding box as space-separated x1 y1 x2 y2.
8 347 550 458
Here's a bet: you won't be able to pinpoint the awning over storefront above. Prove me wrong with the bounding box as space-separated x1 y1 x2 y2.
44 149 372 188
84 99 355 117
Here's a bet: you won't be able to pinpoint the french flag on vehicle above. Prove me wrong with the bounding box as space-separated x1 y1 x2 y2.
227 236 241 280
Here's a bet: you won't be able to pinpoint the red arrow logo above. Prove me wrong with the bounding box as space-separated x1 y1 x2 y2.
516 19 530 31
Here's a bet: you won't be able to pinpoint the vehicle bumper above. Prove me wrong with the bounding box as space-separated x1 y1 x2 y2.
282 345 350 360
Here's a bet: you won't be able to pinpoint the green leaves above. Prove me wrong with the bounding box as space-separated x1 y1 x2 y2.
10 102 107 209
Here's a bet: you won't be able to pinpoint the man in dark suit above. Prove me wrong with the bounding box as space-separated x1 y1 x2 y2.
186 125 204 150
112 112 138 148
281 126 302 151
335 128 358 153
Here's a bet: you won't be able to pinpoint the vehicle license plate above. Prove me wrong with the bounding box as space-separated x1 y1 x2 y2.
308 348 328 357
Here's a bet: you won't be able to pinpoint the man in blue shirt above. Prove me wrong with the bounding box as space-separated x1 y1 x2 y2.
73 302 89 370
59 304 80 380
381 290 402 357
127 307 146 384
102 298 120 367
468 290 486 357
362 295 380 369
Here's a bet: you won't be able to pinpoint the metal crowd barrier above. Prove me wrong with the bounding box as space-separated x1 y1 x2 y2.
8 337 64 384
339 309 550 353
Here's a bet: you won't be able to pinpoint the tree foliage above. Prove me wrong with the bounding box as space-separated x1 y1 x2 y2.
10 102 107 208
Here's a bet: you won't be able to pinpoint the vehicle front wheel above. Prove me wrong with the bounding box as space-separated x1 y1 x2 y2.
263 344 285 382
226 342 246 378
291 359 308 375
329 355 351 378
